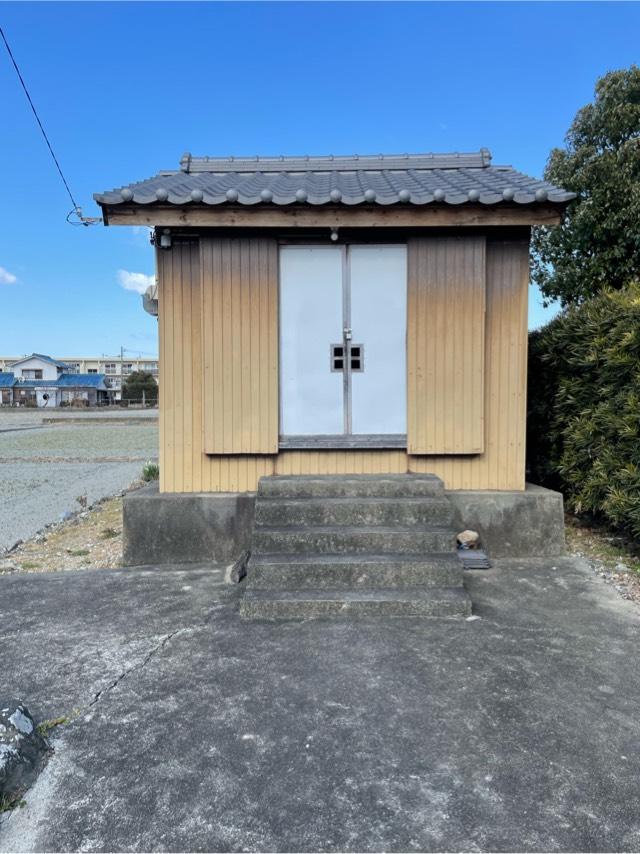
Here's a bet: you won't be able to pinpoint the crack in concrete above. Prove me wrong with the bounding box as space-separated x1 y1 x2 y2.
0 628 189 831
88 627 187 709
0 600 234 833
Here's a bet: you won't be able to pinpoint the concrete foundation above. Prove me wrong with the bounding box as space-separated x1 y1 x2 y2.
446 484 565 558
122 481 565 566
122 483 255 567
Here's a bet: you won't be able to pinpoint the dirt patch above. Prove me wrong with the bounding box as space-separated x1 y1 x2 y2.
565 513 640 604
1 496 126 574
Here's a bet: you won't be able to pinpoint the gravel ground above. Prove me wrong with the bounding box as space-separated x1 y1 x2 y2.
0 424 157 461
0 462 146 552
0 414 158 552
0 407 157 431
0 495 125 574
566 515 640 605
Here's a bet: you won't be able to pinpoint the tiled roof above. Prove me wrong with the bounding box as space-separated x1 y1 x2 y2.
14 380 60 387
56 373 107 388
34 353 69 367
0 372 15 387
95 149 575 208
10 374 107 389
10 353 69 368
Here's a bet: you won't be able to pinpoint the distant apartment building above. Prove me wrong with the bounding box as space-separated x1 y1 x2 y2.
0 354 159 402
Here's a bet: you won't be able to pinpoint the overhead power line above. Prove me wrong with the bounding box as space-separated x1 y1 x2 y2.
0 26 100 226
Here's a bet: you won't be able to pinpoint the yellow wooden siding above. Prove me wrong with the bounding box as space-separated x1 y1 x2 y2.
275 451 408 476
157 240 202 493
407 236 486 454
158 237 528 493
200 237 278 454
409 239 529 489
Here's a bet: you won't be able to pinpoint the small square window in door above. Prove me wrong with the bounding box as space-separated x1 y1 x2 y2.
330 344 344 371
350 344 364 372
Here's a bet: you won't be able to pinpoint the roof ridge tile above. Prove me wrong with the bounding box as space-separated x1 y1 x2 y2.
94 150 576 208
179 150 491 173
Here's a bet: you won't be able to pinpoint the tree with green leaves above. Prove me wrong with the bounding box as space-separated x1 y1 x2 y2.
121 371 158 405
532 65 640 306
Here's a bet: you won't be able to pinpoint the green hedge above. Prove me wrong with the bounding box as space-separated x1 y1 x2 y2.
527 283 640 540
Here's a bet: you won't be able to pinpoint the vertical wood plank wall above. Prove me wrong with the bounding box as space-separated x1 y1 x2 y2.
411 240 529 489
407 236 486 454
158 237 529 493
158 240 198 493
200 237 278 454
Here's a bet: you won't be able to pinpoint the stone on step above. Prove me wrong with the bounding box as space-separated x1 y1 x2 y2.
252 526 456 556
249 553 464 589
254 496 454 528
240 587 472 619
257 474 445 499
457 529 480 549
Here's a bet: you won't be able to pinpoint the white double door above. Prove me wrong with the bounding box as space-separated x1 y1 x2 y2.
280 245 407 437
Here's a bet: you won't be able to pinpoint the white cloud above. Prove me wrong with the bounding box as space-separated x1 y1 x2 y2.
129 226 153 248
117 269 154 294
0 266 17 285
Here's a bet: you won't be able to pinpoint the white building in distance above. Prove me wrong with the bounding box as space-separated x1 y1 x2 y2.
0 354 158 402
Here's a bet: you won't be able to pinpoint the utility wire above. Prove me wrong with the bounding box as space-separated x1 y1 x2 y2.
0 25 97 224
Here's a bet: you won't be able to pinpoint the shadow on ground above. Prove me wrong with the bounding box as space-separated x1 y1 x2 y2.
1 558 639 852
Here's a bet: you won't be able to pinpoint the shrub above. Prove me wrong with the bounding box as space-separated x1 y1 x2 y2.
527 283 640 540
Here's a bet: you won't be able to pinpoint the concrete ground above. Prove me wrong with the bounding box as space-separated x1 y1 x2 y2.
1 558 639 853
0 410 158 551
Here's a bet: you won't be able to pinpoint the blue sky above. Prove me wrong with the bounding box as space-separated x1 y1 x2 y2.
1 1 639 358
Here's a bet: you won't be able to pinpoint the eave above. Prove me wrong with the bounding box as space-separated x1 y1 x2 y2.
100 203 564 229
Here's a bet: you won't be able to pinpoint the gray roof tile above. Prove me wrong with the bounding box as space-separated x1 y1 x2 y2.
95 150 574 208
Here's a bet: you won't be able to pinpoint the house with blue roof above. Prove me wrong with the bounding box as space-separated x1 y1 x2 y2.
0 372 15 406
2 353 109 407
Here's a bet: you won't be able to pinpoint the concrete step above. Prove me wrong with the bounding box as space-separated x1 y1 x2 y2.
248 553 464 589
257 474 445 499
240 587 472 619
254 496 454 528
252 526 456 556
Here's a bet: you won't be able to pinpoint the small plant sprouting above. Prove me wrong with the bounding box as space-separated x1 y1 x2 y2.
0 794 26 813
142 461 160 482
36 715 69 736
101 527 120 540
